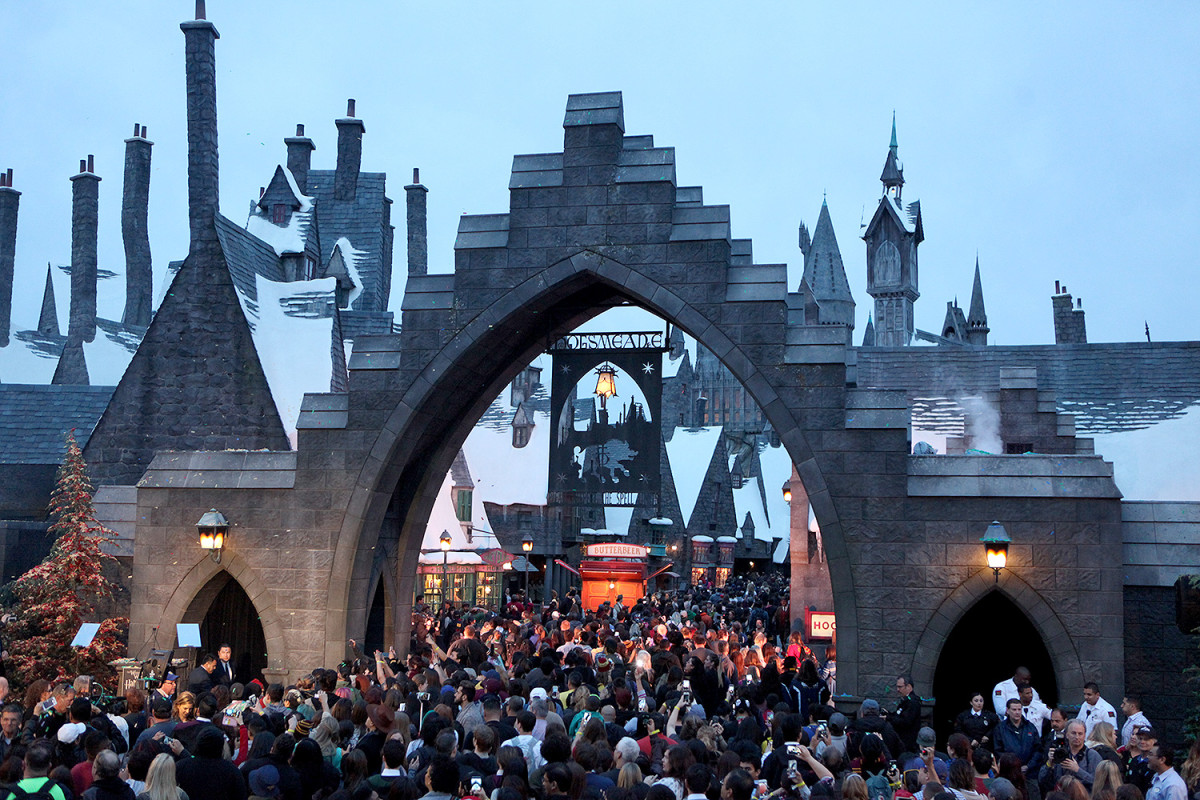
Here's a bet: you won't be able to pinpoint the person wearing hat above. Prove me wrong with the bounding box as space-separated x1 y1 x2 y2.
1126 726 1159 794
848 699 904 760
155 674 178 702
902 728 949 784
357 703 394 775
249 763 282 800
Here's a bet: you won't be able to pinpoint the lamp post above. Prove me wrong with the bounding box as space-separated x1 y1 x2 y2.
781 480 792 503
439 529 452 609
981 520 1011 583
522 534 534 609
196 509 228 564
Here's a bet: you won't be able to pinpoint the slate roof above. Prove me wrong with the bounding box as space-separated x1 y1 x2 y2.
215 214 283 304
305 170 392 313
0 384 114 464
802 201 854 319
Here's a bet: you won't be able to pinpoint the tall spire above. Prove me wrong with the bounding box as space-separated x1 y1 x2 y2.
38 263 59 336
880 112 904 196
862 314 875 347
966 255 989 346
801 199 855 329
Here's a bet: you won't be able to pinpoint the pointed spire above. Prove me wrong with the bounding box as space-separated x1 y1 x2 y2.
38 263 59 336
880 113 904 193
801 200 855 327
862 314 875 346
967 255 989 346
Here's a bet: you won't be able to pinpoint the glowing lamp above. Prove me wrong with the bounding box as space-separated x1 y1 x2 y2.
981 520 1011 583
782 481 792 503
594 364 618 399
522 535 534 553
196 509 228 564
439 530 453 551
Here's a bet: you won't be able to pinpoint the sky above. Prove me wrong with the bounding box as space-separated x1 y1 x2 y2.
1 1 1198 346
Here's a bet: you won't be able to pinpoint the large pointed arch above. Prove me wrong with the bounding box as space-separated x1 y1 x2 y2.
157 553 289 675
326 250 854 685
909 567 1084 699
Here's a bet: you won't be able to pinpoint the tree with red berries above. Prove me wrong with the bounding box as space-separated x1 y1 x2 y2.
3 431 128 687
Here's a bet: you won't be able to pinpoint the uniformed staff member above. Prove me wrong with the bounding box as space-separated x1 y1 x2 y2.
1076 682 1118 737
993 666 1042 715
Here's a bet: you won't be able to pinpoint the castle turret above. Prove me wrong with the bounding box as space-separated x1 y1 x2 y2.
966 257 988 346
863 115 922 347
800 199 855 329
122 124 153 327
68 156 100 343
0 169 18 347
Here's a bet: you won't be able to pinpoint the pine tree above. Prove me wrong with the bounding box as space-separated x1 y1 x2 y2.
4 430 128 687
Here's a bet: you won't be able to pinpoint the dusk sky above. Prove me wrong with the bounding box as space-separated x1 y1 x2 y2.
1 1 1197 345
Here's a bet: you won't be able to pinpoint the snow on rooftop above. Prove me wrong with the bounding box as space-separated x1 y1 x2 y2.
604 506 634 537
0 333 60 384
772 536 789 564
420 478 484 565
333 237 366 309
462 393 551 507
1093 404 1200 501
82 323 141 386
732 473 773 542
236 274 338 446
665 425 724 527
246 171 314 257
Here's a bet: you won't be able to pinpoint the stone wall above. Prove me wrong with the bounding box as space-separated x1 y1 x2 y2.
1123 585 1196 744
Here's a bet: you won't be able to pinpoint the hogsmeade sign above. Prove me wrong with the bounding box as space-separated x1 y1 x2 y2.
548 332 666 508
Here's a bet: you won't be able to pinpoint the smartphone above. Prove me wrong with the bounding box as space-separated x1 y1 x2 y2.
41 699 56 713
755 780 769 798
162 736 173 746
471 776 483 794
638 696 648 712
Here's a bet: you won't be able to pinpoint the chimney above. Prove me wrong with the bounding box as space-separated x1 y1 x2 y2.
334 99 365 201
122 123 154 327
285 123 316 192
180 3 221 258
0 168 19 347
69 157 101 343
406 167 428 276
38 263 59 337
1051 281 1087 344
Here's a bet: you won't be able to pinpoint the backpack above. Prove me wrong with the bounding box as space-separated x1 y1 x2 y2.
8 777 61 799
864 769 891 800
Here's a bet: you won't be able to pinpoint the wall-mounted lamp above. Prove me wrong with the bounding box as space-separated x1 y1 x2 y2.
782 480 792 503
981 520 1011 583
196 509 228 564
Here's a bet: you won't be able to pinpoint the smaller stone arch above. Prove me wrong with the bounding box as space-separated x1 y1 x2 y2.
158 553 289 674
910 568 1083 699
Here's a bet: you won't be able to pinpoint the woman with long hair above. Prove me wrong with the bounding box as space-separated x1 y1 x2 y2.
842 774 868 800
656 744 694 800
1087 723 1122 765
1091 760 1123 800
137 752 189 800
172 692 196 723
1180 739 1200 796
998 753 1028 800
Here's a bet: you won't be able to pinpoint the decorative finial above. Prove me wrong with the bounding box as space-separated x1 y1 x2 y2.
890 111 898 152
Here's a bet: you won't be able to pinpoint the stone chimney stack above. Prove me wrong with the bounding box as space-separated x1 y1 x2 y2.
334 99 364 201
1052 282 1087 344
180 1 220 258
406 167 428 276
0 168 19 347
122 123 153 327
69 156 101 343
285 123 316 192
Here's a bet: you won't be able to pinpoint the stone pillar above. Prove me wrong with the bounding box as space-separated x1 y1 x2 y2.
285 123 315 192
0 169 18 348
122 124 153 327
180 7 220 258
334 99 364 201
69 157 100 343
405 168 428 277
788 464 835 633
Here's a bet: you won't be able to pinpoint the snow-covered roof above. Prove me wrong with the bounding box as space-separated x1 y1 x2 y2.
1092 404 1200 501
604 506 634 536
665 425 724 527
772 537 789 564
246 167 314 257
329 237 365 308
235 274 339 445
691 534 714 543
757 440 795 544
420 470 486 565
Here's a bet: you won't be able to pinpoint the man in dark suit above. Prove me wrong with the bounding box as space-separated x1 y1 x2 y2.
215 643 235 687
187 653 217 695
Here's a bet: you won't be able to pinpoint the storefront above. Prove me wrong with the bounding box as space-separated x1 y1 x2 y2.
579 542 649 611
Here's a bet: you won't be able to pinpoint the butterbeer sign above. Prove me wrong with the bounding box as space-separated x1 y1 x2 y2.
586 543 649 559
548 332 665 507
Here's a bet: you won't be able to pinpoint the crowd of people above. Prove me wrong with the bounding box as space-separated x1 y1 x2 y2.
0 571 1192 800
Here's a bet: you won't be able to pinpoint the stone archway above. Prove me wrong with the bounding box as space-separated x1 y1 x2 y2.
158 554 289 677
326 250 853 684
910 567 1083 701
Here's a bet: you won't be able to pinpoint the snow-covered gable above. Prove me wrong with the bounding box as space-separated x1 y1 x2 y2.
757 439 795 544
419 471 483 565
234 274 339 446
246 166 315 257
327 237 365 309
665 425 724 527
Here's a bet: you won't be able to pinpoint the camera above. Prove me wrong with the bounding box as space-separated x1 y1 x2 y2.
1054 746 1070 763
